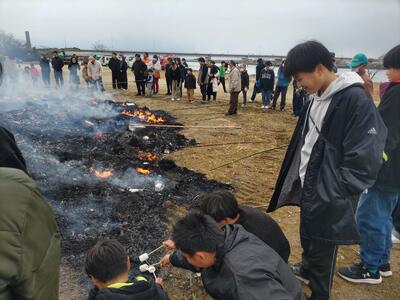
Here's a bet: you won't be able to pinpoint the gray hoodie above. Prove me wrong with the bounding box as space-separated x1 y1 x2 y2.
299 72 365 186
170 224 305 300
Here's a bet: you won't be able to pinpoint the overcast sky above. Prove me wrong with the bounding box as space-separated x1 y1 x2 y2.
0 0 399 58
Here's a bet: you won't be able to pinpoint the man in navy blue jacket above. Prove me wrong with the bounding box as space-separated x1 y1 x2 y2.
268 41 387 300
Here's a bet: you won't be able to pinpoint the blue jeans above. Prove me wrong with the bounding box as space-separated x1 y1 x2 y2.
262 90 272 106
356 188 399 269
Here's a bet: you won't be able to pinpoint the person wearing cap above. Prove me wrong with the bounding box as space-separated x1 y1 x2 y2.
197 57 209 103
51 51 64 88
226 60 241 115
88 56 105 92
108 52 121 89
349 53 373 97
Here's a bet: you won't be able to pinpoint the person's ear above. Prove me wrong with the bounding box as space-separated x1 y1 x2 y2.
127 256 131 272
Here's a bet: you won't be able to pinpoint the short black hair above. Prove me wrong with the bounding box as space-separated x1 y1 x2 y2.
112 52 117 55
221 60 225 64
135 53 140 58
230 60 236 66
172 212 224 255
383 44 400 69
198 57 205 62
85 239 127 282
199 190 240 222
187 68 193 72
284 40 334 77
257 58 263 63
265 61 272 67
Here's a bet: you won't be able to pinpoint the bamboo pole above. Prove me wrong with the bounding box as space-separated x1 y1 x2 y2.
129 124 241 129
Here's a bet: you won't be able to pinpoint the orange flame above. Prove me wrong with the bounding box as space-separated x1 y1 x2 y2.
135 167 153 175
136 149 157 161
90 168 113 178
121 109 165 124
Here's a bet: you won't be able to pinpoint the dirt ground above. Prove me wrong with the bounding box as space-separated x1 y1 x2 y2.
59 68 399 300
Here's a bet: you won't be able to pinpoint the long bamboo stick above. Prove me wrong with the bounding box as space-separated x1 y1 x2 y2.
129 124 241 129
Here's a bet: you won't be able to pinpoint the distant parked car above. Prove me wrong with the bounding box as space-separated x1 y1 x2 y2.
100 56 111 66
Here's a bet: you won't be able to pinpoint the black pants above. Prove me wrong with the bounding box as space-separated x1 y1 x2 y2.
111 72 119 89
42 70 50 87
301 237 338 300
166 77 172 94
272 86 288 109
228 92 240 114
242 89 247 105
220 77 226 92
54 71 63 87
136 80 145 95
200 83 207 101
251 82 260 101
207 82 216 100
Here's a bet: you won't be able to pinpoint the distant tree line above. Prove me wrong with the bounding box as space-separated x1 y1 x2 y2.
0 30 40 61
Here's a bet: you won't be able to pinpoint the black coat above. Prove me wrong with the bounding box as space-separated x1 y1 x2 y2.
132 60 147 80
268 84 387 245
170 68 182 83
374 82 400 192
87 276 168 300
171 225 304 300
51 56 64 72
255 62 265 81
241 71 249 89
108 57 121 74
184 74 196 89
119 61 128 83
40 58 50 73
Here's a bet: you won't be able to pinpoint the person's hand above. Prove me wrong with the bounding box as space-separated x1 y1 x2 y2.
163 240 176 250
244 87 248 92
155 277 164 287
160 254 173 270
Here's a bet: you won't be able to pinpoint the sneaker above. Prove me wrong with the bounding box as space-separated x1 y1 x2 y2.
261 105 265 108
392 230 400 244
338 264 382 284
241 104 246 107
265 105 270 109
176 98 180 101
290 263 310 285
280 108 285 112
171 98 175 101
379 263 392 277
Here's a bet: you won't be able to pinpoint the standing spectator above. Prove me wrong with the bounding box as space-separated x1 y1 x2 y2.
145 69 154 98
197 57 209 103
108 52 120 89
170 62 182 101
0 126 61 300
226 60 241 115
184 68 196 102
88 56 104 92
29 63 40 86
207 60 219 101
250 58 265 102
219 61 227 93
118 55 128 90
68 56 80 89
338 44 400 284
143 52 151 66
2 56 18 85
240 64 249 107
349 53 374 98
181 58 188 68
259 61 275 109
39 55 51 87
132 54 147 96
149 55 161 94
267 41 387 300
176 58 186 98
165 58 173 95
272 60 291 111
82 61 90 87
51 51 64 88
292 80 306 117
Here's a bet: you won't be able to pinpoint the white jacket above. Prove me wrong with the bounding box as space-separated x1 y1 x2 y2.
228 67 242 92
88 60 103 80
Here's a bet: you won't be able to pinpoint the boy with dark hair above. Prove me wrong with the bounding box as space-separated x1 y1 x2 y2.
260 61 275 109
184 68 196 102
198 190 290 262
161 212 304 300
85 239 168 300
197 57 209 103
267 40 387 299
240 64 249 107
338 44 400 284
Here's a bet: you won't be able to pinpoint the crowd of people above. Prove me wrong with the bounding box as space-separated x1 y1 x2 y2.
0 41 399 300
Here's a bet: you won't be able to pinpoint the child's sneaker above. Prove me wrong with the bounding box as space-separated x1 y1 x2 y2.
241 104 246 107
338 263 382 284
171 98 175 101
176 98 180 101
379 263 392 277
265 105 270 109
261 105 265 108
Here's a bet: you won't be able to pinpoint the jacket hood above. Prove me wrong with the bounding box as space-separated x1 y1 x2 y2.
221 224 249 254
0 126 27 173
314 71 364 102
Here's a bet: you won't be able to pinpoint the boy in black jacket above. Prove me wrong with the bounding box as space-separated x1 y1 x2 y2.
197 190 290 262
338 44 400 285
184 68 196 102
85 239 168 300
260 61 275 109
267 41 386 300
161 212 305 300
240 64 249 107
